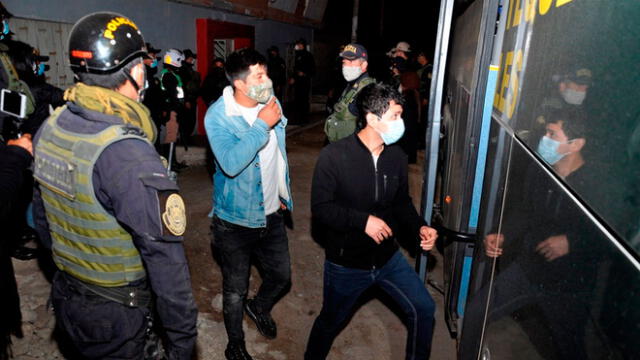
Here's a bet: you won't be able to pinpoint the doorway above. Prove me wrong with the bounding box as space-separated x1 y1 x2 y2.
195 19 255 134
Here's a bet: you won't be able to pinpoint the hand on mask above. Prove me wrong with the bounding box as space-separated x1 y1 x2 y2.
257 97 281 128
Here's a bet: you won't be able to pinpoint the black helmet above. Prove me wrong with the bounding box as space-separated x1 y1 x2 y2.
68 12 147 74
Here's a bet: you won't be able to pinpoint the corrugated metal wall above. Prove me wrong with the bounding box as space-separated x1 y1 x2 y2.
3 0 313 72
9 17 75 89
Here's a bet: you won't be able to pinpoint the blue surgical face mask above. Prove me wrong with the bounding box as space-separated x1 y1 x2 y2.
377 116 405 145
36 63 46 76
150 59 158 68
536 135 568 165
1 20 9 39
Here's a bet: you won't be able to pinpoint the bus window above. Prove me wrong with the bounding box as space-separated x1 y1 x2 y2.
493 0 640 253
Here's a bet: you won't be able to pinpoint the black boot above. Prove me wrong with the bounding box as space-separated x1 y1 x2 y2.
245 298 277 339
225 341 253 360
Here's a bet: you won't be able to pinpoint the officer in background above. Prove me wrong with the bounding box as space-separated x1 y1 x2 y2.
142 42 164 151
324 44 375 143
289 38 315 124
0 3 35 141
31 12 197 359
160 48 186 169
0 133 32 360
200 57 227 107
179 48 200 151
266 46 286 101
4 40 65 262
0 5 34 351
0 2 37 262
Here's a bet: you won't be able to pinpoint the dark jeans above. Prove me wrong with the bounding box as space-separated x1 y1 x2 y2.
305 251 435 360
51 272 148 359
211 212 291 343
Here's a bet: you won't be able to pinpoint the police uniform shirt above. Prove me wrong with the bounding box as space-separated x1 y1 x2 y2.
32 104 197 353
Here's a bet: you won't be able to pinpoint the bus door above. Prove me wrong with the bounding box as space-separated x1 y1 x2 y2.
458 0 640 359
420 0 502 337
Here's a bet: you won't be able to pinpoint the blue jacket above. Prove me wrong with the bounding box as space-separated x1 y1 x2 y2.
205 87 293 228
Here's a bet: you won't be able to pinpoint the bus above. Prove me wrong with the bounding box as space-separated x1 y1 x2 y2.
419 0 640 358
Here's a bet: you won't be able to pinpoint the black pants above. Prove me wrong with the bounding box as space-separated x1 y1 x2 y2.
51 272 149 360
211 213 291 342
293 77 311 123
179 105 196 149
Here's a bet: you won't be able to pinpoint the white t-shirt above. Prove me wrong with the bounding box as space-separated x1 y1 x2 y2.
237 104 281 215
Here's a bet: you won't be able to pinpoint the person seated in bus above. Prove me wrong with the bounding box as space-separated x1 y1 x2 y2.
471 109 606 360
540 67 592 112
306 83 438 360
485 110 589 258
527 68 592 142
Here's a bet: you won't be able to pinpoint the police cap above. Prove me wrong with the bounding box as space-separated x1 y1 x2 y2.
340 43 368 61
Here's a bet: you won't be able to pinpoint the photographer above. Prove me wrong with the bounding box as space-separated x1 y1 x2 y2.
0 134 32 359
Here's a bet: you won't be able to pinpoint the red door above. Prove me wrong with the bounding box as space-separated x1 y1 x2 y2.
196 19 255 134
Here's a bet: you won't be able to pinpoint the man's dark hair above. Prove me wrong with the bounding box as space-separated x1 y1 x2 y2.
77 57 143 90
355 83 404 130
225 48 266 86
546 108 587 140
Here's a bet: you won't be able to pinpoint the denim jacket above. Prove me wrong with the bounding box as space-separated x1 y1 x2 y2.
205 86 292 228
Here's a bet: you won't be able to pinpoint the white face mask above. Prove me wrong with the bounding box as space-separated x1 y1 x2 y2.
561 88 587 105
342 65 363 81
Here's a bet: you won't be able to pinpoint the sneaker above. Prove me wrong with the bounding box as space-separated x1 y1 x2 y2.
225 341 253 360
245 298 277 339
11 245 39 260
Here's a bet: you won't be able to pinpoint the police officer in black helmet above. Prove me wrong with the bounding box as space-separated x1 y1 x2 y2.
31 12 197 359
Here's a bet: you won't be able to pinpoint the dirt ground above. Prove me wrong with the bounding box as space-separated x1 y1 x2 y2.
10 120 457 359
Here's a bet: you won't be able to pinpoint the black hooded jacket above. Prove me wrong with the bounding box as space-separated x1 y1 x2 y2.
311 133 425 269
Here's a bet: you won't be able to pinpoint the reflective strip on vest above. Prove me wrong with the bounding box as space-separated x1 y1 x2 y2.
34 106 148 287
160 69 185 99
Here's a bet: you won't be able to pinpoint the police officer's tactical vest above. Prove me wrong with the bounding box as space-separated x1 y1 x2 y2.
33 106 147 287
324 76 376 143
160 68 184 100
0 44 35 118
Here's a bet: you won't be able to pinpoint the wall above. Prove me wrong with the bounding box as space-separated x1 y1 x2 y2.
3 0 313 65
174 0 327 24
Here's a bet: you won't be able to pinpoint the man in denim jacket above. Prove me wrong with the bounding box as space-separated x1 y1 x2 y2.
204 49 292 360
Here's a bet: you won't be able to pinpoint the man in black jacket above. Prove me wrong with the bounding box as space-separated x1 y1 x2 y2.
0 135 32 360
305 83 438 360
